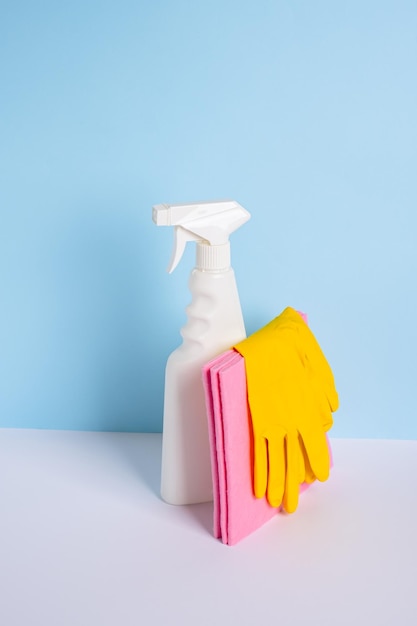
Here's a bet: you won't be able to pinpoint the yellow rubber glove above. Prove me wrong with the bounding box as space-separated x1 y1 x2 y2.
234 307 338 513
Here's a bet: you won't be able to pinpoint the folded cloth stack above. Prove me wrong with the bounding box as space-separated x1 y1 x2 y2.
202 307 338 546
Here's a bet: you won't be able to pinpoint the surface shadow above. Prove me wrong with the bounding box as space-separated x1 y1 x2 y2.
100 432 162 498
186 501 214 536
99 432 215 538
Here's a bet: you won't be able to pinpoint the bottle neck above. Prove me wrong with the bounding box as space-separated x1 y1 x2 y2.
196 242 231 272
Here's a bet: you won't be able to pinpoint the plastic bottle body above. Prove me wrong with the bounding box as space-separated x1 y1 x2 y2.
160 267 246 505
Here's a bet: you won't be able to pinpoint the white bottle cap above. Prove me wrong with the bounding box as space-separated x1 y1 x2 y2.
196 242 230 272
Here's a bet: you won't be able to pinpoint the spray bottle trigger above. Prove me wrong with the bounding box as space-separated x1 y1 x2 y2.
167 226 201 274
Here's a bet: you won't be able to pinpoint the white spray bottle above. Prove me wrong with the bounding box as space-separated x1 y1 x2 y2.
153 200 250 505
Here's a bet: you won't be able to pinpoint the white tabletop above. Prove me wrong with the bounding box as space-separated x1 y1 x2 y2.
1 429 416 626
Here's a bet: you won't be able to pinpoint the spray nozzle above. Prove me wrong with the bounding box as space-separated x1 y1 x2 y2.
152 200 250 273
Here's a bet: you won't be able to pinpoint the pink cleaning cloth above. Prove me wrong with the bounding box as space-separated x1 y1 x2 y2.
203 350 239 540
202 313 332 546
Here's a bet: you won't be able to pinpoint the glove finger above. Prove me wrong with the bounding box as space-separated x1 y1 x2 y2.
266 436 285 508
298 436 306 483
300 429 330 482
304 461 316 484
298 434 316 483
282 432 301 514
253 435 268 499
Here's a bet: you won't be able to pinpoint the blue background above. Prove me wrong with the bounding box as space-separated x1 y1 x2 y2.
1 1 416 437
